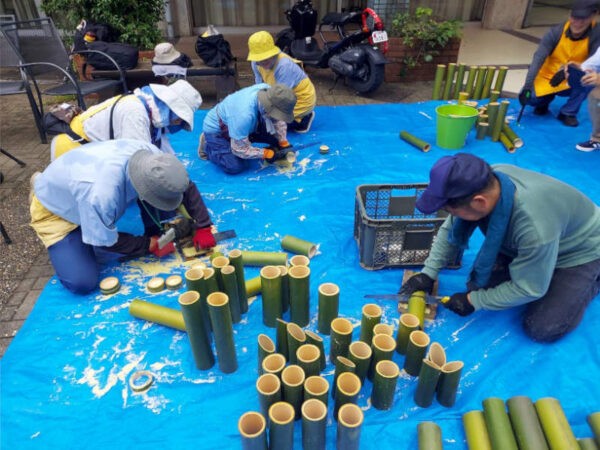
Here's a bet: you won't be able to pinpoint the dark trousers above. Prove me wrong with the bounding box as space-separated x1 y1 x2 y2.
486 254 600 342
529 84 593 117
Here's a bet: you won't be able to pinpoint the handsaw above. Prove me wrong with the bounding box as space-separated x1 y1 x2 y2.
364 293 449 319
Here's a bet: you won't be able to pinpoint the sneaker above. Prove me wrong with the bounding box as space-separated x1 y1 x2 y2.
557 113 578 127
197 132 207 160
294 111 315 134
575 140 600 152
533 105 549 116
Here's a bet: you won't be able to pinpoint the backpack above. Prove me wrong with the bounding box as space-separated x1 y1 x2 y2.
195 34 234 68
73 20 119 52
83 41 139 70
42 103 84 140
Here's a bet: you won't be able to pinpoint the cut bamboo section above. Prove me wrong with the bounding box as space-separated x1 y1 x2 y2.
472 66 486 100
238 411 267 450
477 122 490 140
396 313 420 355
464 66 478 97
129 299 185 331
494 66 509 93
179 291 215 370
288 265 310 327
481 66 496 99
463 410 492 450
432 64 446 100
506 396 549 450
418 421 443 450
453 64 467 99
246 275 261 297
414 359 442 408
502 123 524 148
207 292 237 373
483 397 519 450
256 373 281 417
260 265 282 328
492 100 510 142
436 361 463 408
442 63 457 100
228 249 248 314
281 235 317 257
399 131 431 152
240 251 288 267
221 265 241 323
535 397 579 450
500 132 516 153
257 333 275 373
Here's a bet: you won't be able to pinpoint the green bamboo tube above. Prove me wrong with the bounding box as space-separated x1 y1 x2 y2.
373 323 393 337
289 254 310 267
268 401 295 450
334 372 361 418
301 399 327 449
489 90 500 103
348 340 372 383
535 397 579 450
332 356 356 400
129 299 186 331
414 359 442 408
483 397 519 450
246 275 261 297
286 322 306 365
371 359 399 410
589 412 600 446
304 375 329 407
464 66 478 97
395 313 420 355
442 62 456 100
506 396 549 450
317 282 339 334
257 333 275 373
359 303 382 344
228 249 248 314
472 66 486 100
209 251 223 261
578 438 599 450
492 100 509 142
453 64 467 99
432 64 446 100
178 291 215 370
238 411 267 450
399 131 431 152
407 291 426 329
418 421 443 450
288 265 310 327
259 265 282 328
486 102 499 136
481 66 496 99
276 318 289 360
211 255 230 290
494 66 509 93
477 123 489 140
281 235 317 257
330 317 353 362
478 113 488 124
502 122 524 148
464 410 493 450
261 353 286 379
436 361 464 407
184 268 211 333
240 251 288 267
281 364 305 420
278 265 290 313
368 333 396 381
221 265 241 323
459 91 470 104
256 373 281 417
500 132 516 153
337 403 364 450
207 292 237 373
428 342 446 367
296 344 321 378
305 330 326 371
404 330 430 376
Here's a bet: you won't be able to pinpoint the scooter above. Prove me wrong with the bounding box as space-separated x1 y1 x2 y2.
275 0 388 94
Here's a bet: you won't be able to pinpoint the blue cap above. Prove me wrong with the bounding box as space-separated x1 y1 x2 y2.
416 153 491 214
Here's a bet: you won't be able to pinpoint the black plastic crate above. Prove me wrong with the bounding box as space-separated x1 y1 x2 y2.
353 184 462 270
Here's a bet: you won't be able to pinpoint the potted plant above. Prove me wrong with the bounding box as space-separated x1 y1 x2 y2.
385 7 462 82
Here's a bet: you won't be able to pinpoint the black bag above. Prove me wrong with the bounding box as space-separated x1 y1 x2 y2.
195 34 234 68
42 104 84 140
73 20 119 52
84 41 139 70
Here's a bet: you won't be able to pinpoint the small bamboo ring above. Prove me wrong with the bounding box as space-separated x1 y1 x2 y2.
129 370 154 392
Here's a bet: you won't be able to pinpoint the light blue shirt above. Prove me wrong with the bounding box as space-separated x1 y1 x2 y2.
34 139 161 247
582 46 600 72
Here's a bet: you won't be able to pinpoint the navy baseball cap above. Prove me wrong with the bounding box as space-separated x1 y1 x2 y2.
571 0 598 18
416 153 492 214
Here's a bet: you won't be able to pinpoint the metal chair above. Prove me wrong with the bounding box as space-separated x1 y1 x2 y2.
0 17 129 143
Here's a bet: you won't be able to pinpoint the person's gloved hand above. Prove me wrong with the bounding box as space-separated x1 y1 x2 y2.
193 226 216 250
278 140 293 150
149 236 176 258
398 272 435 296
443 292 475 316
263 147 287 164
518 87 532 106
549 69 566 87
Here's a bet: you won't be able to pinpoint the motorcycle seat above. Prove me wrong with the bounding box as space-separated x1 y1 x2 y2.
321 11 361 27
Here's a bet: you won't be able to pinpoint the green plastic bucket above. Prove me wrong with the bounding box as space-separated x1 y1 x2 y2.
435 104 479 149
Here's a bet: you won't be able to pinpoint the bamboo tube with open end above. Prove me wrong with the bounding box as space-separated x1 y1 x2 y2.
404 330 430 376
211 255 230 290
332 356 356 399
489 90 500 103
472 66 486 100
368 333 396 381
261 353 286 379
432 64 446 100
481 66 496 99
281 364 306 420
399 131 431 152
494 66 509 93
486 102 499 137
371 359 400 410
436 361 464 407
256 373 281 417
278 265 290 313
296 344 321 378
178 291 215 370
281 235 318 257
129 299 186 331
241 251 288 266
396 313 420 355
288 265 310 327
464 66 478 97
268 401 295 450
257 334 275 373
305 330 326 371
238 411 267 450
535 397 579 450
442 63 456 100
317 282 339 334
302 399 327 449
428 342 446 367
330 317 353 362
502 123 524 148
207 292 237 373
185 268 212 333
246 275 261 297
463 410 492 450
337 403 364 450
414 359 442 408
418 422 443 450
334 372 361 418
348 340 372 383
477 123 489 140
304 375 329 406
259 265 282 327
276 318 289 360
407 292 426 329
506 396 549 450
286 322 306 365
492 100 510 142
453 64 467 99
221 265 241 323
359 303 382 344
289 254 310 266
483 397 519 450
500 132 516 153
228 249 248 314
373 323 394 337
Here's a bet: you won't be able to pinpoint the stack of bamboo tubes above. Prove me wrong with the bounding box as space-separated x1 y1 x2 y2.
432 64 509 102
475 101 524 153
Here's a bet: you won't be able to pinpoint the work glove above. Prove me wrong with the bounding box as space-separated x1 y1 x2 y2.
518 87 532 106
549 69 566 87
443 292 475 317
263 147 288 164
193 226 216 250
398 272 435 296
149 236 176 258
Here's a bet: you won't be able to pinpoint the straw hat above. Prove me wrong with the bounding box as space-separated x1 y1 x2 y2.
128 150 189 211
257 84 297 123
247 31 281 61
148 80 202 131
153 42 182 64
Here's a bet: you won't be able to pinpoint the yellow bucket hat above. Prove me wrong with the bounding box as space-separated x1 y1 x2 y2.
247 31 281 62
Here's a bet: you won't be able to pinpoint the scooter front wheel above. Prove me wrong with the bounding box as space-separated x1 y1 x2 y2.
347 52 385 94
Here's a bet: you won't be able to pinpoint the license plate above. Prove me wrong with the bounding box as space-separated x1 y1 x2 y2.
371 30 388 43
